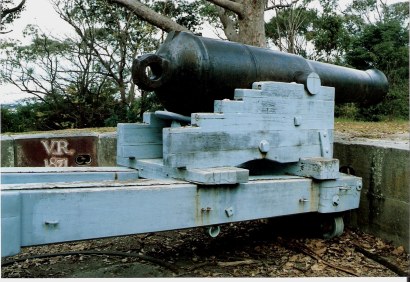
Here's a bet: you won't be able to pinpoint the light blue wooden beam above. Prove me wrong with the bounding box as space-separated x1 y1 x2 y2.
1 174 361 257
2 176 314 256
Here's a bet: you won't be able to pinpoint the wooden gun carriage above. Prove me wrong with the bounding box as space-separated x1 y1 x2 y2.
2 32 388 257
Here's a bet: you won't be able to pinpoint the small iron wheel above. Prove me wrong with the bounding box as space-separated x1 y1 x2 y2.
321 216 344 239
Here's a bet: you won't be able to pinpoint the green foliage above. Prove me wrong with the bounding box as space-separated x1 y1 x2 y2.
311 13 351 62
345 20 409 78
1 0 162 132
265 6 317 55
343 4 409 121
335 103 360 120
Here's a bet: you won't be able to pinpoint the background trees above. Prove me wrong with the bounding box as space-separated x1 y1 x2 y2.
0 0 26 34
1 0 408 133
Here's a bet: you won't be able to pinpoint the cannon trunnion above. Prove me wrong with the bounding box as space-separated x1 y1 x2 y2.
132 31 388 116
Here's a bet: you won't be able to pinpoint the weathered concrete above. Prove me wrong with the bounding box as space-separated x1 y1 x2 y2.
1 131 409 251
1 135 15 167
334 137 409 251
97 132 117 167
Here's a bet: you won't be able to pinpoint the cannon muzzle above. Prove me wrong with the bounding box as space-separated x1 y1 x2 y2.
133 31 388 116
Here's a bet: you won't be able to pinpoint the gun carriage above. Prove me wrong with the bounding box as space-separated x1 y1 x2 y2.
2 31 388 257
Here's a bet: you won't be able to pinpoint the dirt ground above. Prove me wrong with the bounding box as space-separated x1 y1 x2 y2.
2 120 409 278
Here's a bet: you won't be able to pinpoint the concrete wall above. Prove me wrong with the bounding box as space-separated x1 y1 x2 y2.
334 139 409 251
1 132 409 250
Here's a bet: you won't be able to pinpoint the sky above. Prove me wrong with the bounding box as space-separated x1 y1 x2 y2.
0 0 406 104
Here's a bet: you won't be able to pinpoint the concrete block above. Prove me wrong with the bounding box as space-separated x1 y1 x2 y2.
1 135 15 167
334 142 409 201
98 132 117 166
334 139 410 251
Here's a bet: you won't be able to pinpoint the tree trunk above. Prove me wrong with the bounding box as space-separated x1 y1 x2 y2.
110 0 268 48
237 0 267 47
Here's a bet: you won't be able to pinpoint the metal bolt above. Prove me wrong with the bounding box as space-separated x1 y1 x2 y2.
294 116 301 126
259 140 270 153
225 207 234 217
339 186 351 191
44 220 59 226
332 195 340 206
201 207 212 213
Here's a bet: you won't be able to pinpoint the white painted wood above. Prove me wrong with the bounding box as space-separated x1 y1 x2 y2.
285 158 340 180
214 98 334 115
3 176 322 251
164 145 322 169
118 144 163 159
1 167 138 173
1 192 21 257
135 159 249 185
251 81 335 101
1 167 139 184
318 174 362 213
190 114 334 131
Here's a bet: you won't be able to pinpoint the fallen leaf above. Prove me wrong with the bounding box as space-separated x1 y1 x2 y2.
311 263 326 271
289 255 299 262
392 246 404 255
314 247 327 256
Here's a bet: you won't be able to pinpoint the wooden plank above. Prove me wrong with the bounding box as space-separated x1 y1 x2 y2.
117 144 163 159
284 158 340 180
183 167 249 184
0 167 138 173
251 81 335 101
117 123 163 145
1 192 21 257
214 98 334 115
7 177 317 248
318 174 362 213
1 168 139 184
164 145 322 169
135 159 249 185
190 113 333 131
164 129 333 153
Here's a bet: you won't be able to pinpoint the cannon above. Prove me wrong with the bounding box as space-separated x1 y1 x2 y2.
132 31 388 116
3 31 370 258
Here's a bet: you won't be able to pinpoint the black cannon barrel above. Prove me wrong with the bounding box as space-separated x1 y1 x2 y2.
132 31 388 116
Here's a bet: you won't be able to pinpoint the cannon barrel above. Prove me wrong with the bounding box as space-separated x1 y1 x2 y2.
132 31 388 116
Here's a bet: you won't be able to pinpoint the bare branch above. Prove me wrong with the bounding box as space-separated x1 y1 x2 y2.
1 0 26 17
206 0 245 18
265 0 298 11
109 0 190 32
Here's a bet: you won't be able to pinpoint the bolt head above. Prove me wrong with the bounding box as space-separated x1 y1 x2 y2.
259 140 270 153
